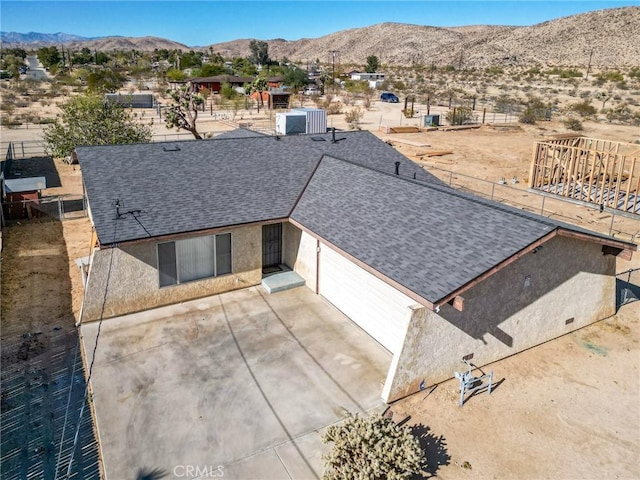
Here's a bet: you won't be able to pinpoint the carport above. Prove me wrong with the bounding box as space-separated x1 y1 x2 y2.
81 286 390 479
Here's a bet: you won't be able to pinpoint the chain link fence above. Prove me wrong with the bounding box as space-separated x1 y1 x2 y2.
423 165 640 244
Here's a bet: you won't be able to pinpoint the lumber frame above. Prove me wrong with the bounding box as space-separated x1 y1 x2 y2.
529 136 640 215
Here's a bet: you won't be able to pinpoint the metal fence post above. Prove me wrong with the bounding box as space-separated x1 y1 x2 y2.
609 212 615 236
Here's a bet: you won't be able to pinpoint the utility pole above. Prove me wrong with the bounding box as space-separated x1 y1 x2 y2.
585 48 594 80
329 50 338 91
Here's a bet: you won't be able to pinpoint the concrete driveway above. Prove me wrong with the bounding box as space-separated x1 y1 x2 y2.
81 286 391 479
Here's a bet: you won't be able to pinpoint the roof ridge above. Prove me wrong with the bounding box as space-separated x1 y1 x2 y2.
314 154 569 231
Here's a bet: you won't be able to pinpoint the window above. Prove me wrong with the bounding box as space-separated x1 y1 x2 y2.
158 233 232 287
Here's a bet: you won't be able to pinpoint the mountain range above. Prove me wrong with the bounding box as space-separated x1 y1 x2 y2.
2 6 639 68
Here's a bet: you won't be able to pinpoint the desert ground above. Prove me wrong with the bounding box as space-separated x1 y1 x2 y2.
1 93 639 479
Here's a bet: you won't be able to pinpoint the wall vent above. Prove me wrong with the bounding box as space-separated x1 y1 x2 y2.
565 317 575 325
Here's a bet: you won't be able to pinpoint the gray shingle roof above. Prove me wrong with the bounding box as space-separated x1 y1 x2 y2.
291 156 587 304
77 130 439 245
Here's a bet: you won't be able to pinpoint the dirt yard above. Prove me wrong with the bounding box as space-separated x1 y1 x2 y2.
1 99 639 479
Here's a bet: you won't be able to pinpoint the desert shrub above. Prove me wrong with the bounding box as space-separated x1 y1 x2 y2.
344 107 363 130
569 100 597 117
446 106 474 125
322 413 425 480
564 118 583 131
519 108 538 124
319 95 342 115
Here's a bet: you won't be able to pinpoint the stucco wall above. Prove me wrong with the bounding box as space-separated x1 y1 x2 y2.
82 225 262 321
284 224 317 290
383 235 617 402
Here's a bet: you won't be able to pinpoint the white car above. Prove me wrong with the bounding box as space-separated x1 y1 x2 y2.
304 86 319 95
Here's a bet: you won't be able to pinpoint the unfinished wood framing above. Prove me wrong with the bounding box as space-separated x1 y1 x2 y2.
529 136 640 215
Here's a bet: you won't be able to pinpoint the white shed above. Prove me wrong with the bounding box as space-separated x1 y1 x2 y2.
292 108 327 134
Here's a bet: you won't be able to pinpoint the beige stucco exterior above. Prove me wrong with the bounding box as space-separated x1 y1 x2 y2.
81 225 262 322
382 235 617 402
283 223 318 290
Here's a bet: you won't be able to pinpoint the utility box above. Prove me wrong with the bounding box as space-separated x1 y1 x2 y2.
292 107 327 134
423 114 440 127
275 112 306 135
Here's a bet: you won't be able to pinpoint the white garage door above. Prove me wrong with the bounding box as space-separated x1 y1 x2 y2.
319 244 415 354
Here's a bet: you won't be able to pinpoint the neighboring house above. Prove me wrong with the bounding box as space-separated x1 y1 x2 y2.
350 71 386 82
76 130 636 403
189 75 254 93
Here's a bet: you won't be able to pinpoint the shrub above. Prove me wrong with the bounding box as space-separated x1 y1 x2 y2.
569 101 597 117
445 106 474 125
344 107 363 130
519 107 538 124
564 118 583 131
322 413 425 480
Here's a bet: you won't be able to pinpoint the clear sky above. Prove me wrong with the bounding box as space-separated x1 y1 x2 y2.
1 1 638 46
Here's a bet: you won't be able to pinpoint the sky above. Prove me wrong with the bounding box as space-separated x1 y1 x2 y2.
1 1 638 46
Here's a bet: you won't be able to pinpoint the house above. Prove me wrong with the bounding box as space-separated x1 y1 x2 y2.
250 89 292 109
189 75 254 93
76 130 635 403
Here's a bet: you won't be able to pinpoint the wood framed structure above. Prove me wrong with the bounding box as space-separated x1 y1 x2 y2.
529 135 640 215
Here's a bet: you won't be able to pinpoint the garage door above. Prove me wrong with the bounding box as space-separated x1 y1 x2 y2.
319 244 415 354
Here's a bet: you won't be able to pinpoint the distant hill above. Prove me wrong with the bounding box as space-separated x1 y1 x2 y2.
0 31 93 44
2 6 639 67
205 7 640 68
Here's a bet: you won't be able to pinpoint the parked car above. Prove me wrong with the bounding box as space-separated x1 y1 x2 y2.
380 92 399 103
304 86 319 95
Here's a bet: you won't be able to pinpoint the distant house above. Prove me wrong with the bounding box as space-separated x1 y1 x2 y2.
350 71 386 82
250 89 292 109
77 130 635 403
349 72 386 88
189 75 254 93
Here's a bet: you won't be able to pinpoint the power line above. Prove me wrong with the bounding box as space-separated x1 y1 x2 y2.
54 218 119 480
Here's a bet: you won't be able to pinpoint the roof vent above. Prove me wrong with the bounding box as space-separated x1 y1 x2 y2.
311 136 326 142
395 161 400 175
162 145 181 152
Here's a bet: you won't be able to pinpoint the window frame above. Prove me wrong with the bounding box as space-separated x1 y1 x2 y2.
157 232 233 288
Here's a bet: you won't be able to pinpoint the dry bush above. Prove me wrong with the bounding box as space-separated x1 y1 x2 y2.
344 107 363 130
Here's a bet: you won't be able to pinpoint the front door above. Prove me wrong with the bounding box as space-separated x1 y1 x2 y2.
262 223 282 272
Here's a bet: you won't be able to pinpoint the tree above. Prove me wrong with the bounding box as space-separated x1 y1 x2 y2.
37 46 61 69
86 69 126 93
595 91 611 110
244 77 268 109
249 40 270 66
164 84 205 139
43 94 152 158
283 67 308 93
365 55 379 73
322 413 425 480
198 63 226 77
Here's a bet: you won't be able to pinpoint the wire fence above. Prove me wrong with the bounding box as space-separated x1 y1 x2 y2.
422 164 640 244
2 194 87 223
